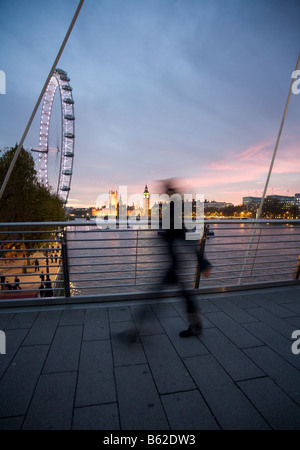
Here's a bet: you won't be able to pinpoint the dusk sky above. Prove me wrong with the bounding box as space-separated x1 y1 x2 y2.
1 0 300 207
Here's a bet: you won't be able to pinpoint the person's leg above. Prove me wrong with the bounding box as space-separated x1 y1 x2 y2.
179 283 202 337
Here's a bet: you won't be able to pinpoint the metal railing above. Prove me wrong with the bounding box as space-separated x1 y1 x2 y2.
0 219 299 306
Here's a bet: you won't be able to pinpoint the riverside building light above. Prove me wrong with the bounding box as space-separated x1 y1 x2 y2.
95 186 204 240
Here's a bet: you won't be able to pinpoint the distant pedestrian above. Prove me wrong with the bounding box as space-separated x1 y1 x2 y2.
45 275 53 297
5 280 13 290
38 282 45 298
34 259 39 272
14 276 21 290
0 275 5 290
40 271 45 282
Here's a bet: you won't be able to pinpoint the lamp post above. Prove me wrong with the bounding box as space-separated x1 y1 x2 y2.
44 250 49 274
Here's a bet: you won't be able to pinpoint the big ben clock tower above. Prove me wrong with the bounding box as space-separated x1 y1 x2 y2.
143 184 150 217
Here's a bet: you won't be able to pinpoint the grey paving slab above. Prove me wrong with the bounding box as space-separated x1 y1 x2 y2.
0 344 49 418
4 311 38 329
284 302 300 314
23 310 61 345
249 291 290 307
244 346 300 406
141 334 196 394
172 298 220 317
0 285 299 431
43 324 82 373
72 403 120 430
75 340 116 407
151 302 179 318
195 298 221 313
0 328 28 377
199 327 264 381
115 364 169 430
59 308 85 325
184 354 270 430
110 321 147 366
230 294 260 309
131 305 165 335
22 371 77 430
161 390 219 430
82 307 109 340
245 306 297 338
172 301 215 329
210 297 259 323
159 316 209 358
108 306 132 323
0 415 24 430
262 289 299 305
243 321 300 370
286 315 300 327
170 301 187 317
252 295 298 318
0 313 14 329
204 311 263 349
238 377 300 430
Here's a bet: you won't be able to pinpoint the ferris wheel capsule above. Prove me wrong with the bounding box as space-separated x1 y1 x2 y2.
36 68 75 204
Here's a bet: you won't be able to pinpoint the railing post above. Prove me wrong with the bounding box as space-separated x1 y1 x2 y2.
250 226 262 277
61 228 71 297
238 221 258 285
193 225 207 289
134 230 139 285
294 254 300 280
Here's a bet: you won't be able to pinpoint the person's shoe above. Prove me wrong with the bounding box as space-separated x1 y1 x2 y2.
179 324 202 338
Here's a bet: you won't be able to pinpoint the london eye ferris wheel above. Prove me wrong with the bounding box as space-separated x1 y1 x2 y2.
34 68 75 204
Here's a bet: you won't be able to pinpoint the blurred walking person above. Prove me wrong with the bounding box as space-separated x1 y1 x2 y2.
120 179 212 342
158 180 212 337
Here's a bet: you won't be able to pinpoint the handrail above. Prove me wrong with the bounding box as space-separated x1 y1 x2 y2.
1 218 300 226
0 219 299 307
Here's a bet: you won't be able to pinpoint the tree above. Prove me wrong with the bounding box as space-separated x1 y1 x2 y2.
0 144 66 222
0 145 67 267
220 205 236 217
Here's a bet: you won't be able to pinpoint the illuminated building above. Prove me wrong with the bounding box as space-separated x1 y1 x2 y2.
143 184 150 216
109 190 118 209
